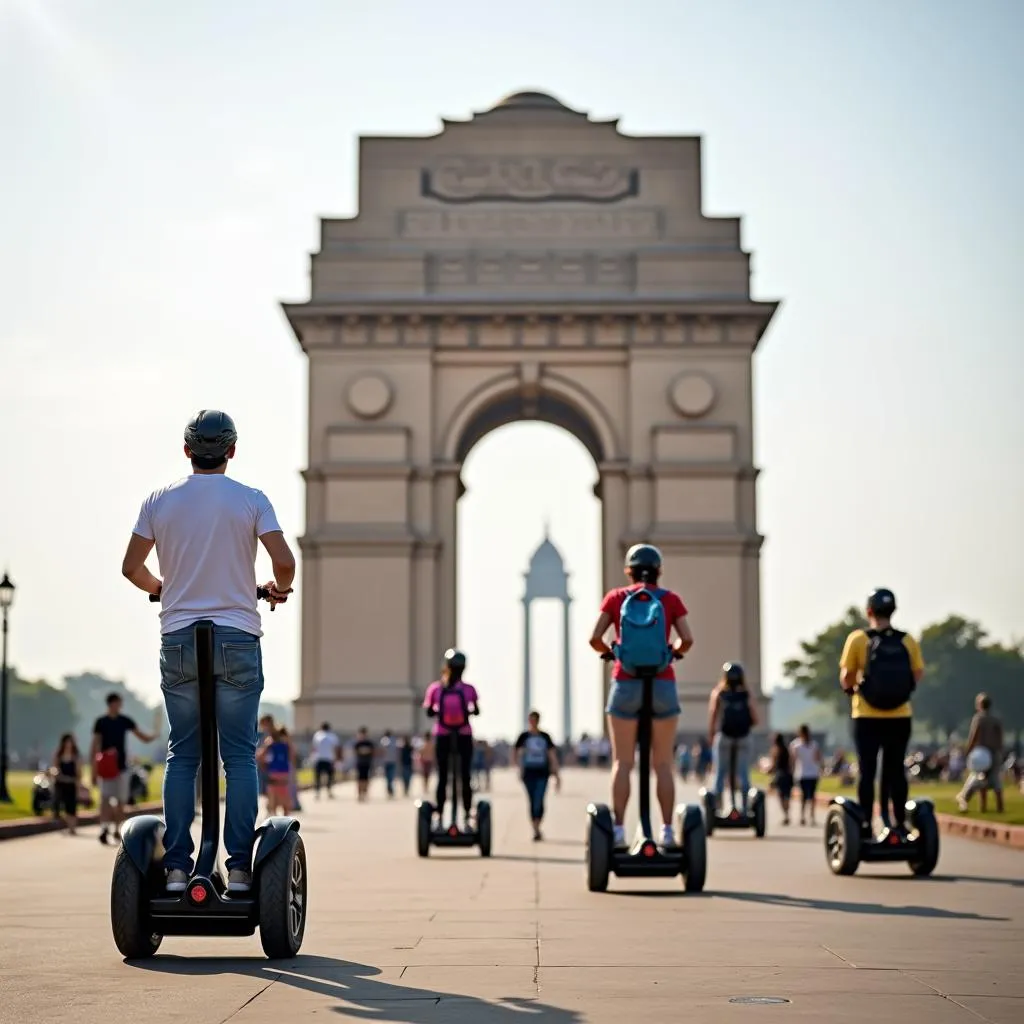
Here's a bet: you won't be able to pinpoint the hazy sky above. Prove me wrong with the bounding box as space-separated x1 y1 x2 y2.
2 0 1021 741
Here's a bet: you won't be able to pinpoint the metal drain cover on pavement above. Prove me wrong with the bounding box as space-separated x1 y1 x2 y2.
729 997 791 1005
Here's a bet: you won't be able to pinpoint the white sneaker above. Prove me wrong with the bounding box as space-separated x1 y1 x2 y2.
660 824 676 847
227 870 252 893
613 824 626 846
166 869 188 892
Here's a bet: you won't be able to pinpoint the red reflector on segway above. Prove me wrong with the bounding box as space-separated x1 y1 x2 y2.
449 826 458 837
730 810 740 820
643 842 656 858
889 832 900 845
189 884 208 904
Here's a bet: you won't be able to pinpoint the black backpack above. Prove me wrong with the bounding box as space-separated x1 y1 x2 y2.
857 628 915 711
720 689 752 739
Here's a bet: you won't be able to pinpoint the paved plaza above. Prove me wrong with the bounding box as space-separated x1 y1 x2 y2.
1 768 1021 1023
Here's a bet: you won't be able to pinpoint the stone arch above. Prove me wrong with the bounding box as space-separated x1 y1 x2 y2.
444 381 610 466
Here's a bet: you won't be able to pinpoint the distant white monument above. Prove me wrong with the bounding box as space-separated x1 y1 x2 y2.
522 528 572 741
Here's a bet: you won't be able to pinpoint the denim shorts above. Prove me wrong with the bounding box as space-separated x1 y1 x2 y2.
606 679 681 721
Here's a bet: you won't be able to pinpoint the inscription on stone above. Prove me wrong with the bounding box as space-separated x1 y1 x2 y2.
399 208 661 241
422 157 638 203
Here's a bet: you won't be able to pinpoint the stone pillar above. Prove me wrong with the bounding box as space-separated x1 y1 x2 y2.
522 597 532 725
562 597 572 743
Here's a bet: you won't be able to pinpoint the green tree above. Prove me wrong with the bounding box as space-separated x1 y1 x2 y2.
7 671 77 766
978 640 1024 740
916 617 994 739
782 607 867 716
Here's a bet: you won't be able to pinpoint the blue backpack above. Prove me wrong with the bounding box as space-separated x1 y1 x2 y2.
614 587 673 677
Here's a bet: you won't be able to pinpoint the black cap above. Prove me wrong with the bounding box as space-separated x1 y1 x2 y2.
625 543 662 571
722 662 745 685
184 410 238 460
867 589 896 616
443 648 467 671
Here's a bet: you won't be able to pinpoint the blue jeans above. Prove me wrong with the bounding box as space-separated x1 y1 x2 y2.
606 679 681 720
523 772 549 821
159 624 264 874
384 763 397 795
713 733 751 813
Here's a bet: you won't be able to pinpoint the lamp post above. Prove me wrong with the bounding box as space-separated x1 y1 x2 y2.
0 572 15 803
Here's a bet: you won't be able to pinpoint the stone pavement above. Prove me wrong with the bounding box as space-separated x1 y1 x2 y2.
0 768 1021 1023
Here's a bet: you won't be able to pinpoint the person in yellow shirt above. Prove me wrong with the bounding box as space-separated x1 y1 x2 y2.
839 589 925 837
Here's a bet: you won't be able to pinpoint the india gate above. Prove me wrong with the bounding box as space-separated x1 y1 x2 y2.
283 90 779 735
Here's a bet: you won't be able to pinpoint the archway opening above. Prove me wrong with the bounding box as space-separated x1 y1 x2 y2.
457 420 602 745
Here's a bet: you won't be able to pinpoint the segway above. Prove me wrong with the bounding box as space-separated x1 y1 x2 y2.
824 795 939 876
415 716 491 858
699 741 766 838
110 588 307 959
586 652 706 892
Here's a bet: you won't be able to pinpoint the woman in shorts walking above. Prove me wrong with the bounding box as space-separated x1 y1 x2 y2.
769 732 794 826
789 724 822 826
260 725 294 815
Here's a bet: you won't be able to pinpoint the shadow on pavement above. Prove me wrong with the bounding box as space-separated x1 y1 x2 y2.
130 955 584 1023
426 853 581 865
874 873 1024 890
715 891 1009 920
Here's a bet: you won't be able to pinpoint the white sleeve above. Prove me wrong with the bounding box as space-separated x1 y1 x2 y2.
132 495 155 540
255 490 282 537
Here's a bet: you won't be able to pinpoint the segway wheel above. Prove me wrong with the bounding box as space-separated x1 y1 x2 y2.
586 805 613 893
258 829 307 959
753 792 767 839
824 804 860 876
907 800 940 877
416 801 433 858
110 846 162 959
477 800 492 858
700 789 716 837
679 806 707 893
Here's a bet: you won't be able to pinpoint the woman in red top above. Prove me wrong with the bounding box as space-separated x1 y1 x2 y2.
589 544 694 847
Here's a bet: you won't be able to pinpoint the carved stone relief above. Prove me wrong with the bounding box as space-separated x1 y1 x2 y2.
669 371 716 418
346 373 394 419
421 157 639 203
426 252 636 292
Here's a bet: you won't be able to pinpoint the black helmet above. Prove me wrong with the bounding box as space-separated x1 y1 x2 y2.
866 588 896 616
184 410 238 460
625 543 662 571
723 662 745 686
443 648 467 672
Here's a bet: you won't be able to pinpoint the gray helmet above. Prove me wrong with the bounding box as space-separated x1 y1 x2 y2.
867 588 896 616
443 648 467 672
625 543 663 571
184 410 237 460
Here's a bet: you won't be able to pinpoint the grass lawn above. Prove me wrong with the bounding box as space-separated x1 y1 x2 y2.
0 766 316 822
752 772 1024 826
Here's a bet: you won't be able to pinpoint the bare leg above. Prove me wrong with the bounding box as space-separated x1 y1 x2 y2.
651 716 679 826
607 715 638 826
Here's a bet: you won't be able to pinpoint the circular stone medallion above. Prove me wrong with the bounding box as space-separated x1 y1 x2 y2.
346 373 393 419
669 372 716 418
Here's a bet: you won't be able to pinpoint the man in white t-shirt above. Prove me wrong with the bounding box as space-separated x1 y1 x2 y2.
311 722 341 799
121 410 296 894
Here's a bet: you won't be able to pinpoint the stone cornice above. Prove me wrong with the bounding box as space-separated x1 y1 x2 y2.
281 301 780 353
299 529 443 556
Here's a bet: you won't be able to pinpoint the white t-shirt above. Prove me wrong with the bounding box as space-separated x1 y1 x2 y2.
790 739 821 781
311 729 340 761
133 474 282 637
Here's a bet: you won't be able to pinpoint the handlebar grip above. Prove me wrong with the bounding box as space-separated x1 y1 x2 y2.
148 593 160 603
600 652 614 662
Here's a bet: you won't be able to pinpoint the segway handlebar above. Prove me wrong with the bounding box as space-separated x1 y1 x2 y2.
149 586 274 603
599 650 684 662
